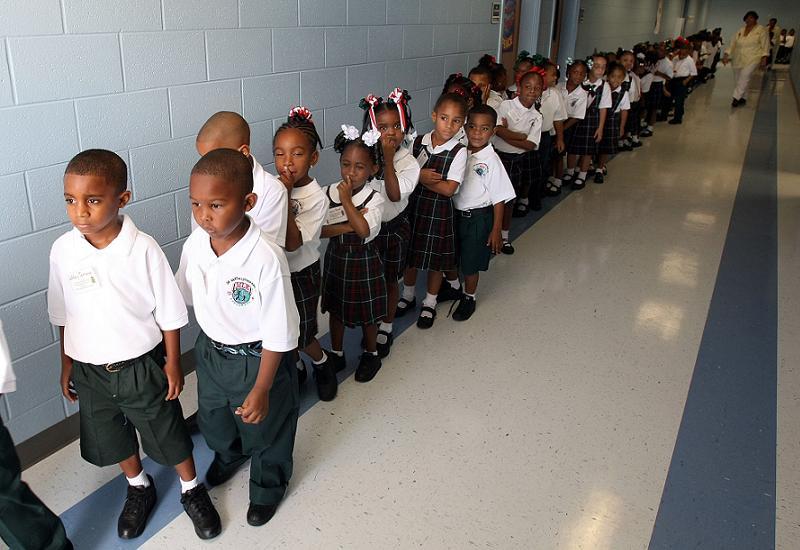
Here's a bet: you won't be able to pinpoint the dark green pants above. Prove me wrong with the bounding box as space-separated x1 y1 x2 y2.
0 417 71 550
194 332 299 505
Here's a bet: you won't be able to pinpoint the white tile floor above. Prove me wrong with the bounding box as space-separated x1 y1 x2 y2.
13 67 800 550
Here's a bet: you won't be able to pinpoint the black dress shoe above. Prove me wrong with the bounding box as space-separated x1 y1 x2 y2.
512 202 529 217
247 503 278 526
416 306 436 329
394 296 416 318
354 353 382 382
325 349 346 373
118 476 157 539
571 178 586 190
376 329 393 358
594 170 604 184
312 358 338 401
668 119 682 125
205 456 248 487
181 484 221 540
436 283 462 303
451 295 476 321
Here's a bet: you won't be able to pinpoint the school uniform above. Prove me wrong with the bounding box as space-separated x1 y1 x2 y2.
598 85 630 154
407 132 468 272
670 56 697 122
647 57 673 116
286 179 328 349
487 89 504 111
624 71 642 139
493 97 543 197
505 83 517 99
568 80 611 156
321 184 387 327
453 145 516 275
48 215 193 468
0 322 72 550
177 218 300 506
558 81 589 153
539 86 567 177
370 146 420 283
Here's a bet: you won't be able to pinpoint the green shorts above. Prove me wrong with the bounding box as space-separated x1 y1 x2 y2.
457 208 494 276
71 344 193 468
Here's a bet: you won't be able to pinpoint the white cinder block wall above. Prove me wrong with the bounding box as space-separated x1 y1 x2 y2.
0 0 500 444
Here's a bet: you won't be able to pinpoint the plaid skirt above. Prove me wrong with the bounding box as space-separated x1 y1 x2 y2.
646 82 664 111
598 113 620 155
406 187 457 272
496 150 538 194
375 214 411 283
290 261 321 349
321 239 387 327
567 105 600 156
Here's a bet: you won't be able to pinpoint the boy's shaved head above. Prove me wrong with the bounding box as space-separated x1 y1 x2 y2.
65 149 127 193
192 148 254 195
196 111 251 148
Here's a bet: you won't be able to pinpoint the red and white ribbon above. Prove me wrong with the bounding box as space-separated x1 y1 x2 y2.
288 106 312 121
387 87 408 133
364 94 381 131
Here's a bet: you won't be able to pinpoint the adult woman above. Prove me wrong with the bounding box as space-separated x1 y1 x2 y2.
722 11 770 107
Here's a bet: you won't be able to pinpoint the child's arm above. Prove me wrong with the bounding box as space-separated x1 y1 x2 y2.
619 110 628 139
594 109 608 142
338 177 371 238
58 326 77 403
422 178 459 197
284 205 303 252
236 349 281 424
321 222 355 238
554 120 565 152
381 138 401 202
562 117 579 131
494 125 528 142
162 329 183 401
487 202 505 255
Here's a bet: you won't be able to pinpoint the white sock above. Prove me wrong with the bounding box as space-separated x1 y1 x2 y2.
647 125 653 131
578 171 587 180
180 476 199 494
565 167 575 176
296 358 305 371
554 178 562 187
632 136 640 143
379 321 393 333
312 351 328 365
447 278 461 290
548 176 556 183
127 470 150 488
402 284 415 301
465 292 476 299
423 293 437 309
331 349 343 357
519 197 529 205
501 230 509 240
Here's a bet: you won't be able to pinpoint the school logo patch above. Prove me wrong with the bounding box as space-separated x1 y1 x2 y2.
290 198 303 216
227 277 256 306
473 162 489 177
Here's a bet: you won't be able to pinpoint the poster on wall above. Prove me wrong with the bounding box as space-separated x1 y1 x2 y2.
654 0 663 34
502 0 517 52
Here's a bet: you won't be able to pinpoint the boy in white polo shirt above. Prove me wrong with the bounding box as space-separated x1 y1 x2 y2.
0 321 73 550
452 105 516 320
196 111 288 247
669 41 698 124
177 149 300 528
47 150 220 541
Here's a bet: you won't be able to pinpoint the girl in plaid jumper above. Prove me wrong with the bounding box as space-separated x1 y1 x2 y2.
320 126 386 383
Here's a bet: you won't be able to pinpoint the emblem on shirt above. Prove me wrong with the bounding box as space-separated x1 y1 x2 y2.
473 162 489 177
227 277 255 306
290 198 302 216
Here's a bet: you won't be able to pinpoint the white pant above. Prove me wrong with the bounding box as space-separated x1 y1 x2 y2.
732 63 758 100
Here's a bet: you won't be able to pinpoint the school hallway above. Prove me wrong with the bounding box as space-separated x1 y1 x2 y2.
8 67 799 549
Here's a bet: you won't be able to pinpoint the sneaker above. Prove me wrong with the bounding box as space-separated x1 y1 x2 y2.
376 329 393 358
437 283 463 303
594 170 604 184
325 350 346 373
501 240 515 255
395 296 416 318
571 177 586 190
296 361 307 388
416 306 436 329
312 357 338 401
512 202 529 217
117 476 157 539
354 353 382 382
451 295 476 321
181 484 221 540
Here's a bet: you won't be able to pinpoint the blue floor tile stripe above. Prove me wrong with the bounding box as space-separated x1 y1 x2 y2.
649 75 778 549
58 164 579 549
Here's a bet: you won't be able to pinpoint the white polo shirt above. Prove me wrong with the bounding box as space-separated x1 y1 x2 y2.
452 144 516 211
652 58 674 83
492 97 543 154
558 82 589 120
540 87 567 134
608 85 631 113
48 215 189 365
324 184 385 244
640 72 654 93
487 90 504 111
177 218 299 351
0 320 15 394
673 56 698 78
625 72 642 102
285 179 327 273
369 146 420 222
417 132 469 184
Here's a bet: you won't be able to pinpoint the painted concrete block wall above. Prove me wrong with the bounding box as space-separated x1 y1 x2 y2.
0 0 500 444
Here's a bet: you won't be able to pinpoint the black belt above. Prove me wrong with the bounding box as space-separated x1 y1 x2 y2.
456 205 493 218
99 344 163 373
209 338 263 357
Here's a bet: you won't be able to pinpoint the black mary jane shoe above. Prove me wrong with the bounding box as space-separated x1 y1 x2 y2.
118 476 157 540
416 306 436 329
181 484 221 540
394 296 416 318
376 329 394 358
512 202 529 217
501 240 515 255
324 349 346 373
247 503 278 527
571 178 586 190
355 353 382 382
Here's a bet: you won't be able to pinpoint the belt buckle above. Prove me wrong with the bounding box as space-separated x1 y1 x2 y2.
462 209 472 218
105 362 124 373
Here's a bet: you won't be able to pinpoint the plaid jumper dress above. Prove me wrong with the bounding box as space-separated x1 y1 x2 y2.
567 82 604 156
406 136 464 272
321 187 387 327
598 89 626 155
290 260 321 349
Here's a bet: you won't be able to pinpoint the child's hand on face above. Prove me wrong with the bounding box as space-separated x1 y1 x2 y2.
278 166 296 190
381 135 397 159
338 175 354 201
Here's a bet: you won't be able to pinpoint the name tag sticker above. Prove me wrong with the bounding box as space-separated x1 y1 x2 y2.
416 149 429 169
69 268 100 292
325 205 349 226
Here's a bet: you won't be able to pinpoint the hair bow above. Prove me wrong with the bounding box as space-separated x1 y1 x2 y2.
361 128 381 147
359 94 383 131
387 87 410 133
341 124 361 141
288 106 312 121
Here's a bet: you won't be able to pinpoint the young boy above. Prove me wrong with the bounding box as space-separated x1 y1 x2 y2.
398 93 469 328
177 149 300 527
47 150 220 540
0 321 73 550
451 105 516 320
669 42 697 124
196 111 289 247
